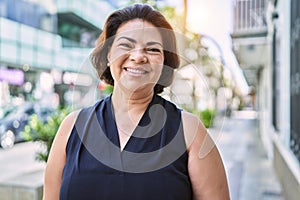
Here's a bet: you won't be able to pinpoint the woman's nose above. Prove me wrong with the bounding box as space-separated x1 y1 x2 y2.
129 48 147 63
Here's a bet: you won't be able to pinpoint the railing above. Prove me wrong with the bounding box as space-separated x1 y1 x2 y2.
233 0 268 36
0 17 92 72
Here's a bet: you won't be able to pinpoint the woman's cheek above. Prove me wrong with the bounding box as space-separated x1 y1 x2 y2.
110 48 129 65
150 63 164 82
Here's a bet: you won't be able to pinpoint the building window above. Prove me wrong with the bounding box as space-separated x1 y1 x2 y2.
272 27 280 131
290 0 300 162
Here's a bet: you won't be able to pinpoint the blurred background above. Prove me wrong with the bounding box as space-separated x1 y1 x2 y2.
0 0 299 199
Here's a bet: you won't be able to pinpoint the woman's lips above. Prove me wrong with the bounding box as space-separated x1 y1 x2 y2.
124 67 148 75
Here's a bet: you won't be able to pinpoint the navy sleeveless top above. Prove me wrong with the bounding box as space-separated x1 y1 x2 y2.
60 95 192 200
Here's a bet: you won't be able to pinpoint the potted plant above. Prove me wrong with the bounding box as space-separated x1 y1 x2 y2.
22 106 71 162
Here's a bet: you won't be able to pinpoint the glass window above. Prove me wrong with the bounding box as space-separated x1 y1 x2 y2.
0 18 18 40
53 35 62 50
37 50 52 66
0 0 7 17
55 50 69 68
290 0 300 162
20 46 34 65
38 31 55 50
0 42 17 61
20 25 36 46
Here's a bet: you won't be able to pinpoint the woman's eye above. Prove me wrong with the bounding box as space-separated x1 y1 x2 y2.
119 43 132 48
146 48 162 53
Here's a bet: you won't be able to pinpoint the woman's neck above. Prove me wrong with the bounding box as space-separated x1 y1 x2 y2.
111 85 154 114
111 85 155 146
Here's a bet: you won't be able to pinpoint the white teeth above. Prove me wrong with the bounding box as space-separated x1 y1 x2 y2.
126 68 146 74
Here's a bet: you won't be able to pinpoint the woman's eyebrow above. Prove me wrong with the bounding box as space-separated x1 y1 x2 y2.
146 41 163 47
117 36 163 47
117 36 135 43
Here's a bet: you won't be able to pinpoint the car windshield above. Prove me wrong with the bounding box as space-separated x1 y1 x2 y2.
4 104 34 119
0 106 16 119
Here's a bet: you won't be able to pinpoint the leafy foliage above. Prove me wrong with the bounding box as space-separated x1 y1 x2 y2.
103 85 114 95
199 109 216 128
22 106 72 162
184 107 216 128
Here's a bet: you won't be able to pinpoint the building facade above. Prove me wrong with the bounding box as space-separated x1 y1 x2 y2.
271 0 300 199
0 0 115 108
232 0 300 199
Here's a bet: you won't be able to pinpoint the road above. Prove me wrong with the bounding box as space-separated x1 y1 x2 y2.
0 142 45 182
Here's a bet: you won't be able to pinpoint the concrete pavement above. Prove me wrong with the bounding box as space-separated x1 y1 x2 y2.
0 142 45 200
209 110 285 200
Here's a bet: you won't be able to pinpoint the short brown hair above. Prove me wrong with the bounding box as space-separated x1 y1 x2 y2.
90 4 179 94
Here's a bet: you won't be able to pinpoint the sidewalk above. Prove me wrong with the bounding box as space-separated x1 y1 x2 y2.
209 110 285 200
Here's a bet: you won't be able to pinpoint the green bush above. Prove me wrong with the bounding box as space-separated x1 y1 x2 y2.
199 109 216 128
103 85 113 94
185 107 216 128
22 106 72 162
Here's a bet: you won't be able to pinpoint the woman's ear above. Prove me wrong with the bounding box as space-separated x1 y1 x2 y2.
107 50 111 67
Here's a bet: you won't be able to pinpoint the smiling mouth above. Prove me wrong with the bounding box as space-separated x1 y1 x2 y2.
124 67 148 75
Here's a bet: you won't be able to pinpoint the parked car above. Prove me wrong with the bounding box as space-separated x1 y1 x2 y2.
0 105 16 120
0 103 54 149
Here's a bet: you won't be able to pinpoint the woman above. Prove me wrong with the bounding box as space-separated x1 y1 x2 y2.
43 4 230 200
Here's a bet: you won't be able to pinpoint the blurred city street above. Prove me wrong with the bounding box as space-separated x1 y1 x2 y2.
210 111 284 200
0 142 45 199
0 142 45 182
0 0 299 199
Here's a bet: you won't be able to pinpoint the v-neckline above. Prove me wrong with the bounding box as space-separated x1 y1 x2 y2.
108 95 156 152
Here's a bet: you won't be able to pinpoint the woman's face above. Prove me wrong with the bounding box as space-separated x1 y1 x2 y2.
107 19 164 93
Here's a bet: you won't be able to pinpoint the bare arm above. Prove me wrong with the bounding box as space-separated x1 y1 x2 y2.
182 111 230 200
43 110 80 200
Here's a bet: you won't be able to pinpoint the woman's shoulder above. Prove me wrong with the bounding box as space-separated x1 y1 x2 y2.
63 99 105 129
58 109 81 138
181 110 207 152
156 95 182 112
181 110 202 122
64 110 81 124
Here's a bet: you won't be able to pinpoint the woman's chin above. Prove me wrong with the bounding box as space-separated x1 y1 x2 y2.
118 81 155 94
